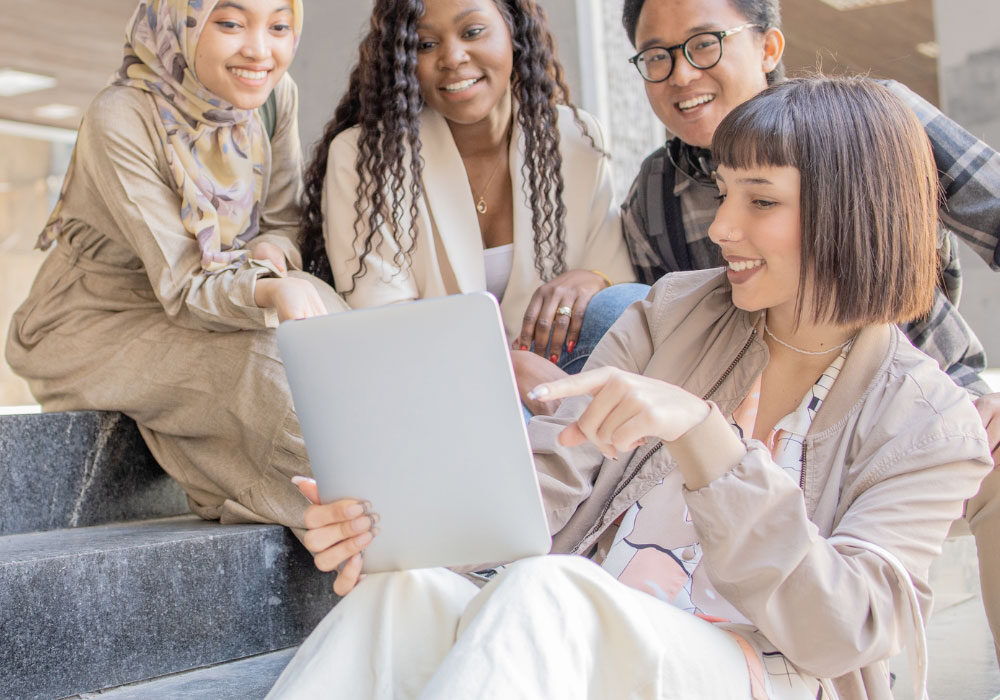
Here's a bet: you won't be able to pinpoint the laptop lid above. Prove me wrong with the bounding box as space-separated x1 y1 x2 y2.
277 292 551 573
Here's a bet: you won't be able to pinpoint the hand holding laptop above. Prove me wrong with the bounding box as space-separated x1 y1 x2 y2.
293 476 379 596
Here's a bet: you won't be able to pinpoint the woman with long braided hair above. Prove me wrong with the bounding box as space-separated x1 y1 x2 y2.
299 0 641 414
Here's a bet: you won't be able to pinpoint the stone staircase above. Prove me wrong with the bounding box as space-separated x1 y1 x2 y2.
3 411 998 699
0 411 337 700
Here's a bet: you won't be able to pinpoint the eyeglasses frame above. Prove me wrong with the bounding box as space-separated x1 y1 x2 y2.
628 23 765 84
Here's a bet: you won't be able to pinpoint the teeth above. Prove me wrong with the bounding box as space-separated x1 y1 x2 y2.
443 78 478 92
231 68 267 81
728 259 763 272
678 94 715 111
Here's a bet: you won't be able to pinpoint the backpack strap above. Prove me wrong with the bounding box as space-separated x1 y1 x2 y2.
257 89 278 140
661 139 692 271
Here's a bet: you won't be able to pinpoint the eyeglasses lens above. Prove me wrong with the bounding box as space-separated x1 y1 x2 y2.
635 32 724 82
637 48 672 82
684 33 723 68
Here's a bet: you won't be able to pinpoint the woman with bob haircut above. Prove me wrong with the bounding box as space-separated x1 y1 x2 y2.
299 0 640 414
619 0 1000 666
6 0 346 530
272 77 991 700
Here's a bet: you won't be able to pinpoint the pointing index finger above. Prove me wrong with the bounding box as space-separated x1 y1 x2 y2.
527 367 614 402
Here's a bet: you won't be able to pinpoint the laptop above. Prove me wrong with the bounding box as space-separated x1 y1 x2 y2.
277 292 552 574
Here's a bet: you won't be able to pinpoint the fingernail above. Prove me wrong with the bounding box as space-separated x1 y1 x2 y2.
520 345 528 351
550 354 558 363
291 475 315 486
370 527 381 538
567 341 575 353
345 503 364 518
360 500 373 515
352 515 371 532
527 385 549 400
358 530 374 545
369 512 381 526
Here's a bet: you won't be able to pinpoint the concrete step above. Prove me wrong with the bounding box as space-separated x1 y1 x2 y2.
74 648 297 700
1 516 337 700
0 410 189 535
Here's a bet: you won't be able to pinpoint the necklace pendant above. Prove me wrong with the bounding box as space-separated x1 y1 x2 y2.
476 198 488 215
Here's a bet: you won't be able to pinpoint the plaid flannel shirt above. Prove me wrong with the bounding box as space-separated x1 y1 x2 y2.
621 80 998 396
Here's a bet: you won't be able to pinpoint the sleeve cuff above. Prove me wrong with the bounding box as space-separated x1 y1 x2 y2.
668 402 746 490
252 232 303 271
241 267 280 329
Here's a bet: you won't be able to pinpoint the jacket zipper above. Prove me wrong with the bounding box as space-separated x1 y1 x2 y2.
573 328 758 553
800 442 808 491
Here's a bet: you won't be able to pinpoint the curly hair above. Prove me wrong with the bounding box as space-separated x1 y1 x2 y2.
300 0 595 290
622 0 785 85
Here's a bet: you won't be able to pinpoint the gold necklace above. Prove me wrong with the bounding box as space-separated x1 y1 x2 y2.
472 125 511 216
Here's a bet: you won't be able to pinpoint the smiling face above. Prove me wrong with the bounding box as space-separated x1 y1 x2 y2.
709 164 805 318
194 0 296 110
415 0 514 129
633 0 782 147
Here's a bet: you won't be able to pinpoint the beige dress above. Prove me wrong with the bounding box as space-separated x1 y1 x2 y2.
5 75 346 529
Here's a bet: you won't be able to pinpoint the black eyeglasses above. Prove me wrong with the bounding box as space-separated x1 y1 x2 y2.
628 23 762 83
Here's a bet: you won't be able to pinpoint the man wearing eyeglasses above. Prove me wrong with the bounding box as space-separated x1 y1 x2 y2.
619 0 1000 670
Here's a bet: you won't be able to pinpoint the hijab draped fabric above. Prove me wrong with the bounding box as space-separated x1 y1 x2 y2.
38 0 303 273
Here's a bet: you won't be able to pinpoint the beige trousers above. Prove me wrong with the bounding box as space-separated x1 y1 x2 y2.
266 555 753 700
967 467 1000 665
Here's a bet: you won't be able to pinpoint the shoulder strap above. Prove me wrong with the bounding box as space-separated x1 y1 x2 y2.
661 140 692 271
257 89 277 140
826 535 929 700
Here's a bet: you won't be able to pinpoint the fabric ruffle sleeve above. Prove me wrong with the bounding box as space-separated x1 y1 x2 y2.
77 88 281 332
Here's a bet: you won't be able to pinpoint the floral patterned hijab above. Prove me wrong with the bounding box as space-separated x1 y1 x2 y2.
38 0 304 273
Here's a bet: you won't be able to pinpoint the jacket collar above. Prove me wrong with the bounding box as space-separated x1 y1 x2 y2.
810 323 894 435
679 271 894 436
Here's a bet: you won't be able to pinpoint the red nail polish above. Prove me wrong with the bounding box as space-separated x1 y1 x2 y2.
550 354 558 363
520 345 528 351
567 341 575 353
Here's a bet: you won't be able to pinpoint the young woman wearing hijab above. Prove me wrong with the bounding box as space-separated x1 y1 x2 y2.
5 0 344 530
273 77 991 700
299 0 643 415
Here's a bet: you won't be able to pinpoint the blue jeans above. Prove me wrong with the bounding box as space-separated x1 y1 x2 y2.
522 283 650 423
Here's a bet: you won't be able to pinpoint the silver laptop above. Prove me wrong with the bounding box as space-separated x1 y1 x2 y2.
277 292 551 574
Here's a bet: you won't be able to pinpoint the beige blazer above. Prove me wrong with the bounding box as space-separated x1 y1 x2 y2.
323 105 636 341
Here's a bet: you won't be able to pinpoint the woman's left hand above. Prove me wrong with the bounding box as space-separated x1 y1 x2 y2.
511 349 568 416
529 367 710 460
249 240 288 274
515 269 609 363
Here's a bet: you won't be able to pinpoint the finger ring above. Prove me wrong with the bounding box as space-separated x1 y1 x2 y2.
556 305 573 317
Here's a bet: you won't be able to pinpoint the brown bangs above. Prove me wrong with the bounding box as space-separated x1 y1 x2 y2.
711 76 939 328
711 94 798 173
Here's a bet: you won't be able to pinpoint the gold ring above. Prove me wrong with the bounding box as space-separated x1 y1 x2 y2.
556 306 573 317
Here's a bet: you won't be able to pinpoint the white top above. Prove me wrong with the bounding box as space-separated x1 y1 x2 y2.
483 243 514 301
